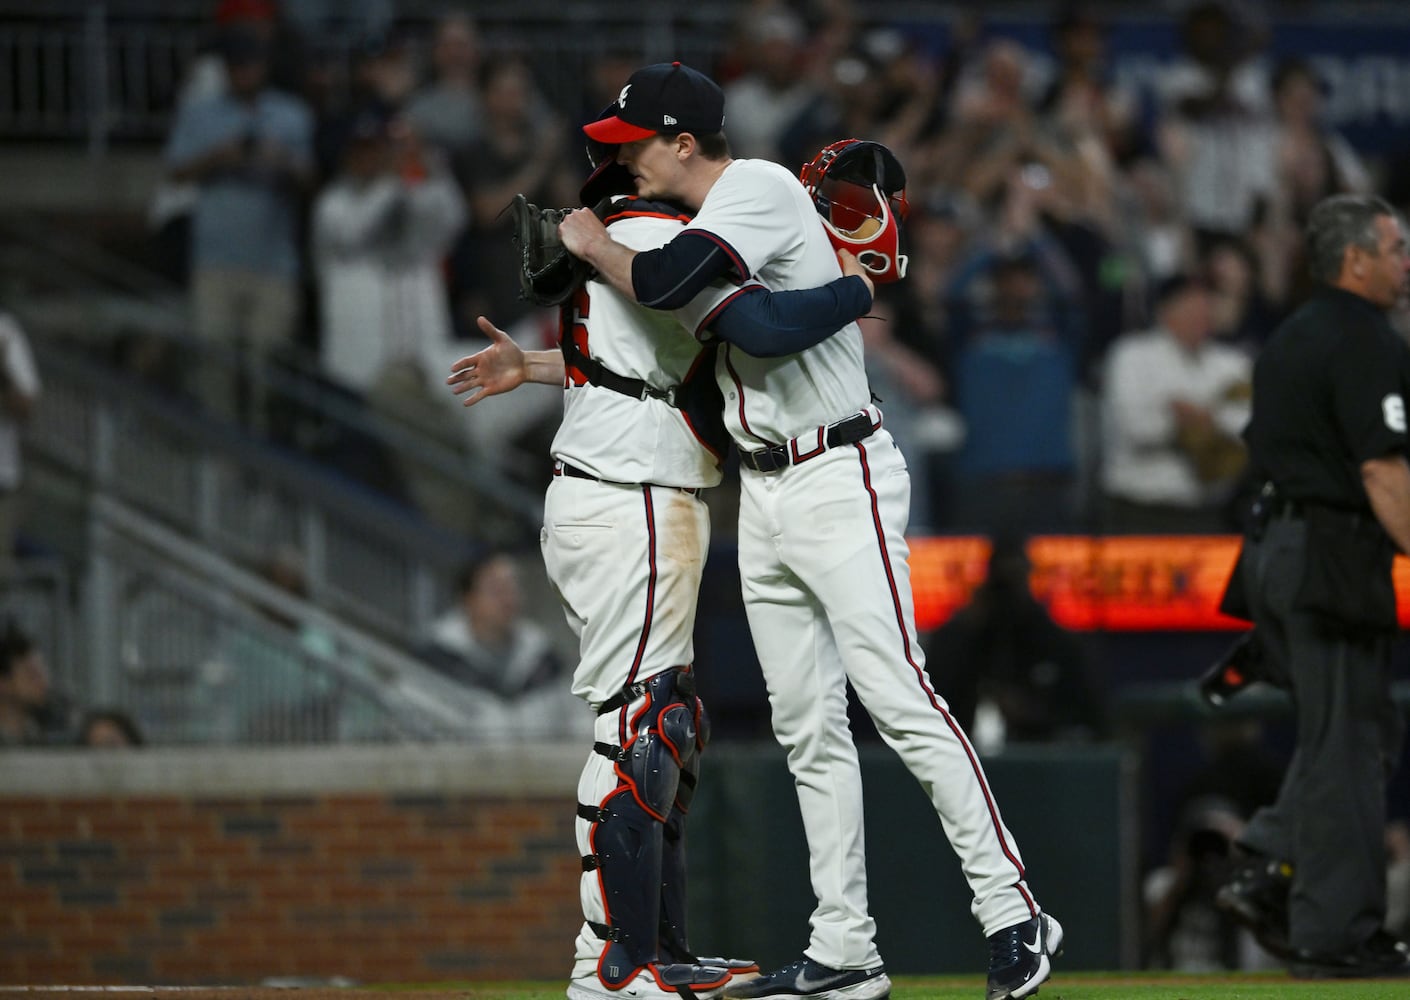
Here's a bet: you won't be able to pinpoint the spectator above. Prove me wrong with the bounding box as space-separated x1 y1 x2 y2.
147 0 312 284
922 533 1105 750
1143 795 1255 971
873 192 978 528
0 620 76 746
450 55 576 334
1037 3 1145 169
1119 157 1199 291
1203 234 1283 353
163 24 314 434
403 12 484 159
0 311 40 581
1157 1 1278 244
201 546 385 743
777 29 938 185
312 109 466 403
311 108 470 529
855 301 952 533
79 709 145 748
419 550 586 744
944 185 1086 534
719 7 815 164
1265 57 1374 308
1099 274 1252 533
1272 58 1372 228
1144 719 1286 971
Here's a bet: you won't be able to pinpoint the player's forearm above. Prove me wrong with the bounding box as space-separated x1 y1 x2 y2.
523 350 566 386
575 235 639 300
1363 453 1410 554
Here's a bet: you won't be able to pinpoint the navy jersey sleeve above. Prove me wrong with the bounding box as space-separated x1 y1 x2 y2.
1330 317 1408 463
698 276 871 358
631 231 746 309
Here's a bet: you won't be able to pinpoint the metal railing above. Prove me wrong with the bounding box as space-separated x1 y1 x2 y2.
1 209 547 544
84 494 526 744
27 335 491 645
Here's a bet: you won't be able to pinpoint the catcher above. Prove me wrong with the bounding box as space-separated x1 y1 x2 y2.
452 128 884 1000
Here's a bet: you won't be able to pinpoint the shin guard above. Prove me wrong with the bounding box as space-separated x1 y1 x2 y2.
577 668 702 986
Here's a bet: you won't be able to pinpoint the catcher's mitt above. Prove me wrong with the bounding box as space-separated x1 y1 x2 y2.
510 193 591 307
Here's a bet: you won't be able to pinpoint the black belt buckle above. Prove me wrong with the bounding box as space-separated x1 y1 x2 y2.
826 411 874 447
741 445 787 474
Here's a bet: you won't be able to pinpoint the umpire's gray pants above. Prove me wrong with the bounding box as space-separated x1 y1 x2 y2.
1236 514 1404 955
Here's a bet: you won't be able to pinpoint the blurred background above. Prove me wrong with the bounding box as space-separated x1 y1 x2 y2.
2 0 1410 986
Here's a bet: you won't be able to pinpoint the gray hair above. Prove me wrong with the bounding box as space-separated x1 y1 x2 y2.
1305 194 1397 283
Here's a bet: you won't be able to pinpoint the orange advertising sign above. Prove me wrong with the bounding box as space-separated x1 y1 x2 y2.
908 535 1410 632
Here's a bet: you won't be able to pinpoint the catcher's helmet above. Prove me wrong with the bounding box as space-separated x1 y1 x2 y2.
799 139 910 283
579 104 636 206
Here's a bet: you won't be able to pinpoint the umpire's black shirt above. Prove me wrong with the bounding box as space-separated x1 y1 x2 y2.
1245 286 1408 512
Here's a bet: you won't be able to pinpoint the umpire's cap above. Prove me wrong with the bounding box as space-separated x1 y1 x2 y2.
583 62 724 144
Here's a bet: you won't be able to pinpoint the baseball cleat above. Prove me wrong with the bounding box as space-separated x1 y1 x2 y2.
721 956 890 1000
1216 856 1293 959
986 912 1063 1000
1289 929 1410 979
567 962 731 1000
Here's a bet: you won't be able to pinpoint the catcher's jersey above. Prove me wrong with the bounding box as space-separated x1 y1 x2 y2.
684 158 871 446
551 206 734 489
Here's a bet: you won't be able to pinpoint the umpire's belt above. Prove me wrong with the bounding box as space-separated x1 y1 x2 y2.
554 461 700 496
738 406 882 474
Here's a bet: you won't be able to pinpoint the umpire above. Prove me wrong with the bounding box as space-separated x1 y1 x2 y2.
1215 193 1410 978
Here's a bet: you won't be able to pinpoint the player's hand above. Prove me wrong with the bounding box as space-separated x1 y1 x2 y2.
559 207 609 261
837 249 876 305
446 316 527 407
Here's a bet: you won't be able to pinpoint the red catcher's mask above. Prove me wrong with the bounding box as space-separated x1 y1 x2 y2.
799 139 910 283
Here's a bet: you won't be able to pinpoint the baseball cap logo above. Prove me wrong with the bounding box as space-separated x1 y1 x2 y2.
583 62 725 145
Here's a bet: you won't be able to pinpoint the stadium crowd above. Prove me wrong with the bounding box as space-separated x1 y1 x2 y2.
149 0 1410 540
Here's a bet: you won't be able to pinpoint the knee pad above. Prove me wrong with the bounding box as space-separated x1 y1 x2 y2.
617 671 702 821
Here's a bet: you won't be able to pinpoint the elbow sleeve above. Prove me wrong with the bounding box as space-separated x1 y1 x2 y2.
632 231 744 309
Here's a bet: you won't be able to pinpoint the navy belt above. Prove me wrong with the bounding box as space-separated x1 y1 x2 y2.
739 410 880 474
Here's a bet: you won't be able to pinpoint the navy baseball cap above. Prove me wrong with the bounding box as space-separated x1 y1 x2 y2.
583 61 725 143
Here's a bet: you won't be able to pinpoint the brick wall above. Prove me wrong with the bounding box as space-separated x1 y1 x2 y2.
0 747 585 985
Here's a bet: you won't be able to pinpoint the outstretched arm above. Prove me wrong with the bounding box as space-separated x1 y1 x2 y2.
446 315 565 408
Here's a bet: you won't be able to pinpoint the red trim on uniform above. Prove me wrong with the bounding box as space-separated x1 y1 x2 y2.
723 345 769 445
600 207 695 226
853 440 1035 909
626 487 658 688
657 703 688 767
684 228 750 284
789 427 826 464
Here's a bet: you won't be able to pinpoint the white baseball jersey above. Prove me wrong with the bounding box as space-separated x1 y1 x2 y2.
552 208 735 489
681 158 1041 966
684 159 873 446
